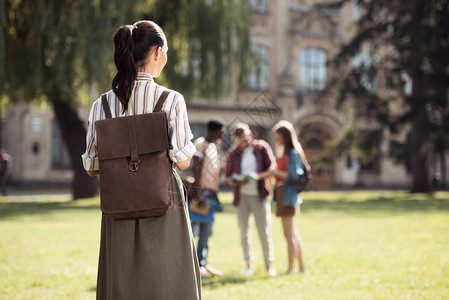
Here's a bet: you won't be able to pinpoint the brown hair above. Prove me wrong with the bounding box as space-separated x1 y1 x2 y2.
112 20 166 113
272 120 307 163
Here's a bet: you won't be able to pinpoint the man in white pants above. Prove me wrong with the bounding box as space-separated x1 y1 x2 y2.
225 123 276 276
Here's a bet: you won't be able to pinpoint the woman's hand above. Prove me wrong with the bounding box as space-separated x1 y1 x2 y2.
272 168 288 179
258 168 287 179
87 170 100 177
196 197 208 208
226 179 248 187
176 156 193 171
257 168 275 179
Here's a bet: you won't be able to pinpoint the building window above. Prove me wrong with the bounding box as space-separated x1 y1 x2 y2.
359 154 380 173
352 52 379 91
346 153 353 168
51 120 71 169
248 0 269 13
352 0 361 20
299 48 327 92
248 44 269 90
30 117 43 133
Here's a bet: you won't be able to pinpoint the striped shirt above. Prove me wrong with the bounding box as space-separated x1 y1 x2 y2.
81 72 196 171
194 137 220 191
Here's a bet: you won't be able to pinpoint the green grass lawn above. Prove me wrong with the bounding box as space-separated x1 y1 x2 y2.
0 190 448 299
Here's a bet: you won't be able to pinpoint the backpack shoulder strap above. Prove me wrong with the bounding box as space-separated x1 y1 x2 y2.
154 89 171 112
194 142 207 189
101 94 112 119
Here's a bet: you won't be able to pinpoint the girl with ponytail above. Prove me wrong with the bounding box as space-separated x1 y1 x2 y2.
82 21 201 299
112 21 166 113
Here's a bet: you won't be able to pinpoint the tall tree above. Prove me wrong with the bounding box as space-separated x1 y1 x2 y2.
327 0 449 192
1 0 250 198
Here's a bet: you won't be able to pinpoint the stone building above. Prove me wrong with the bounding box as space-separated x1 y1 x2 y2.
2 0 448 189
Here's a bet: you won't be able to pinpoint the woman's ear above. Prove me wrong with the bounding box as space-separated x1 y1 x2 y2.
153 47 160 61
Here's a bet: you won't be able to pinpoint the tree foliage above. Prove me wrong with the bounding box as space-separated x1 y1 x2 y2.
1 0 250 102
146 0 251 100
328 0 449 192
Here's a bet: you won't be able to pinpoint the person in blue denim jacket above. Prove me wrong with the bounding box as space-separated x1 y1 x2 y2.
259 120 307 274
189 120 225 277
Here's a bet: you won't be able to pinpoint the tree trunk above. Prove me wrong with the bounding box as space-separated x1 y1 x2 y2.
410 124 430 192
52 98 98 199
441 151 447 190
0 107 2 149
410 68 431 193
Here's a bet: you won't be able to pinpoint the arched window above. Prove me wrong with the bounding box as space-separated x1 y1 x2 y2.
299 48 327 92
306 138 323 150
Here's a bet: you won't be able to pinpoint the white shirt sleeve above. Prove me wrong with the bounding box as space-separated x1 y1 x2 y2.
167 92 196 162
81 100 100 171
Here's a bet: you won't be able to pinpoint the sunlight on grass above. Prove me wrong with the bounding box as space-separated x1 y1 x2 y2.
0 191 448 299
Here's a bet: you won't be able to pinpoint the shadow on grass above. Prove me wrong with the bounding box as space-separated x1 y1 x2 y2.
218 191 449 215
1 191 448 220
88 286 97 293
201 273 281 289
216 197 449 214
0 200 100 220
85 275 271 292
302 195 449 214
201 274 248 289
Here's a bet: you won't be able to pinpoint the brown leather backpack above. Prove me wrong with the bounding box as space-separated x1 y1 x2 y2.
95 90 174 219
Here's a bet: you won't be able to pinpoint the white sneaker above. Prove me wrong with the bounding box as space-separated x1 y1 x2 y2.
267 267 277 277
200 266 212 278
205 265 223 276
244 267 255 277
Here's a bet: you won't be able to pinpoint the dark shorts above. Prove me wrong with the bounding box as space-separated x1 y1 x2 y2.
275 184 298 217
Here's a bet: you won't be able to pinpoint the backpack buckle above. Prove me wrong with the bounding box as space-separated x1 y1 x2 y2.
129 159 141 172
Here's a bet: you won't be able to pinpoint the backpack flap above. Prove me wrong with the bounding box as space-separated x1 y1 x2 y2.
96 111 169 161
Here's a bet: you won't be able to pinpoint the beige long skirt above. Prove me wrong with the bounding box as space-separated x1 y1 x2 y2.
96 172 202 300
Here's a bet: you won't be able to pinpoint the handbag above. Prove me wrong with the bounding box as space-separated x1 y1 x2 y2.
95 90 173 219
189 198 211 216
185 146 211 216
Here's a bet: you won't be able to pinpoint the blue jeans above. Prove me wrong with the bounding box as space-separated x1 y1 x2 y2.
191 190 218 266
191 221 213 267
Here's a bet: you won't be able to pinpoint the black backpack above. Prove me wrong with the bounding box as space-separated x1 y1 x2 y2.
293 156 312 193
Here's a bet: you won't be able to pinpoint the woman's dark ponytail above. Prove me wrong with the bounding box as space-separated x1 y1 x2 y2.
111 21 165 113
112 25 137 113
